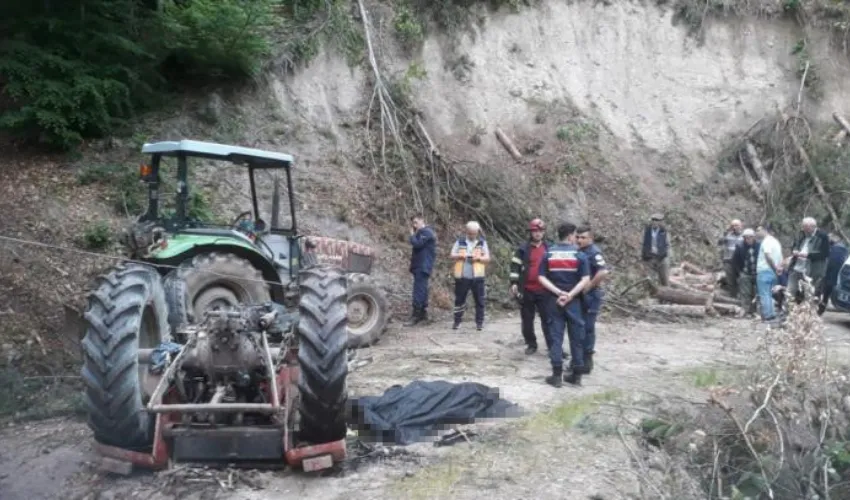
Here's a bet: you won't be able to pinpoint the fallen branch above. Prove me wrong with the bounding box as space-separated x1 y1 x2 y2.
745 141 770 189
788 129 850 242
494 127 522 161
738 151 765 203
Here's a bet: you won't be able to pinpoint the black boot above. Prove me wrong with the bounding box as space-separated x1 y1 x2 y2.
585 351 594 374
563 370 582 386
403 307 422 327
525 345 538 355
546 366 563 388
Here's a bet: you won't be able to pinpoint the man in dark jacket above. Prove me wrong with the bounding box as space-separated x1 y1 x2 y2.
732 228 760 316
509 218 553 355
641 213 670 286
405 214 436 326
788 217 830 303
819 232 849 315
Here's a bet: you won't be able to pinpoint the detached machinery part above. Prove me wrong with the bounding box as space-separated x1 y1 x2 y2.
346 273 389 349
80 263 171 449
170 252 271 323
297 265 349 443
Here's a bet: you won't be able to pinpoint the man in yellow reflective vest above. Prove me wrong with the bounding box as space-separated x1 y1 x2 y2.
450 221 491 331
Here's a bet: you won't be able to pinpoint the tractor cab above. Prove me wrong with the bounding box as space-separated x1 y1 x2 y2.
129 140 303 285
121 139 387 351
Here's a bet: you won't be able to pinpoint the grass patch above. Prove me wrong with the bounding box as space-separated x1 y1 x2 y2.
524 390 622 432
392 458 466 500
0 368 86 422
678 365 738 388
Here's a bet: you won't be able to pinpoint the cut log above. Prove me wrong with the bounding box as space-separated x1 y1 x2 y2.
654 286 712 306
788 130 850 243
712 303 742 316
834 112 850 136
494 128 522 161
745 141 770 188
711 292 739 306
643 304 706 318
681 261 708 275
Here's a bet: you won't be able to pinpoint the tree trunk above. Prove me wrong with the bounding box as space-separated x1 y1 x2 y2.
643 304 707 317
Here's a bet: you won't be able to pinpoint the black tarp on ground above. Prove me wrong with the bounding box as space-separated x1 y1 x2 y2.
348 380 521 445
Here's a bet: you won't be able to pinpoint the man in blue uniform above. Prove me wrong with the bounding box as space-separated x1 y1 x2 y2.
819 232 849 315
537 222 591 387
405 214 437 326
576 226 609 375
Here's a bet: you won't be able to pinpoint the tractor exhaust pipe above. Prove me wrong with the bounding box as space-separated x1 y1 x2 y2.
270 174 281 229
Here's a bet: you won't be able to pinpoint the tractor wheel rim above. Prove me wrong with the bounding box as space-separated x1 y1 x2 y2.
139 302 159 402
194 286 241 318
348 294 378 336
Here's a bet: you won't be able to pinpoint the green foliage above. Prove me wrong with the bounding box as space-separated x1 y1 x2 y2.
158 0 281 80
81 221 113 250
403 0 533 45
0 0 282 150
394 4 426 52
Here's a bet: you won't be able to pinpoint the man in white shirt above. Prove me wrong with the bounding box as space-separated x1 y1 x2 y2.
756 224 783 320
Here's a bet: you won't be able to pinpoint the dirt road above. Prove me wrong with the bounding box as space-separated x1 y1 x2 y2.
3 312 850 500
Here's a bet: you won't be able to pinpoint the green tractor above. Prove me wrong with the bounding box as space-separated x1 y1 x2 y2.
121 140 389 349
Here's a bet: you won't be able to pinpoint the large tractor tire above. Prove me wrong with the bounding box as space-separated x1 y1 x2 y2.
296 265 349 444
346 273 389 349
80 263 171 449
174 252 271 321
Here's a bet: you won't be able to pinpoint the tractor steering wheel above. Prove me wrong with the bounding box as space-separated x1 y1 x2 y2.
230 211 254 228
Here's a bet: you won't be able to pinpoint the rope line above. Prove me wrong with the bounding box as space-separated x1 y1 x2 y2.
0 233 289 288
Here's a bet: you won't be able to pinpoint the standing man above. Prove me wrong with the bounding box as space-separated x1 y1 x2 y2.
756 224 783 321
788 217 830 304
719 219 744 296
405 214 436 326
537 222 591 388
576 226 609 374
509 218 553 355
818 232 848 315
641 213 670 286
732 228 760 316
450 221 491 331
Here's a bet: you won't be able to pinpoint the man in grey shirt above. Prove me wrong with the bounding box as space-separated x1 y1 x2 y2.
719 219 744 296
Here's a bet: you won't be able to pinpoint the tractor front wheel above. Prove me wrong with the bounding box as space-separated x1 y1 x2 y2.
173 253 271 323
346 273 389 349
297 265 349 444
80 263 171 449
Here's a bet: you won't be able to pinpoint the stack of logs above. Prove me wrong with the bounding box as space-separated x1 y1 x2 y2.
645 261 742 318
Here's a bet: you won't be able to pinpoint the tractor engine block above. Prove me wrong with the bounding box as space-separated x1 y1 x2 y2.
181 310 265 381
175 303 297 423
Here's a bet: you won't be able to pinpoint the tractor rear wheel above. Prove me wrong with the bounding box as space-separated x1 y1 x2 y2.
296 265 349 444
80 263 171 449
346 273 389 349
176 253 270 320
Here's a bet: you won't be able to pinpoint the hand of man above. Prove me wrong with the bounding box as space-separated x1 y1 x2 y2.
793 250 800 257
556 292 571 306
799 251 808 258
510 284 518 296
410 227 416 236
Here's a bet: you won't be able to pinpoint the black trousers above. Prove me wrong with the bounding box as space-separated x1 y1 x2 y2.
520 290 550 349
454 278 485 326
